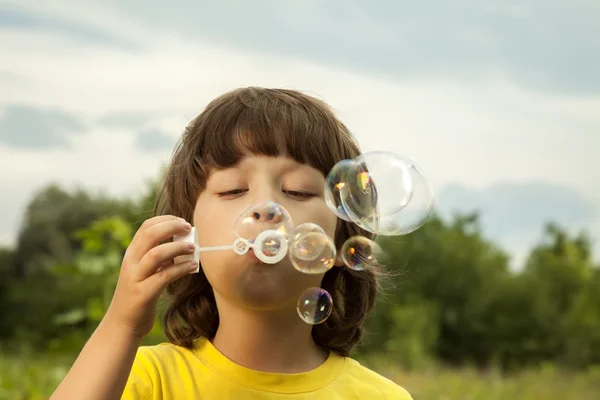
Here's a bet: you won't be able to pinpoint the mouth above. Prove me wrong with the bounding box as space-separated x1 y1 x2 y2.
248 249 265 263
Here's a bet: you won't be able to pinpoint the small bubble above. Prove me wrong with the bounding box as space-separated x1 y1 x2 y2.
341 236 385 271
297 287 333 325
290 231 336 274
261 235 282 257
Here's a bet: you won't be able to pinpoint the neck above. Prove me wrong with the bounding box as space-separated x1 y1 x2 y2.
211 298 329 374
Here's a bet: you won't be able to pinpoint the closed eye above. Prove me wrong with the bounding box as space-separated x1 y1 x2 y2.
284 190 316 199
217 189 316 199
217 189 248 197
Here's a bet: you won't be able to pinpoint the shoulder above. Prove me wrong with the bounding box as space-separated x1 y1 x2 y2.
133 342 194 369
123 343 196 399
341 357 413 400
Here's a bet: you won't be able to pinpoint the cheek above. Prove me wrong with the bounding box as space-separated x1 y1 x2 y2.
320 212 339 239
193 208 239 284
304 207 338 239
197 250 232 284
193 198 237 246
194 222 241 297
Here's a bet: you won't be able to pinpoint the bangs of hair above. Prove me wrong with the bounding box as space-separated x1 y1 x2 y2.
190 87 355 179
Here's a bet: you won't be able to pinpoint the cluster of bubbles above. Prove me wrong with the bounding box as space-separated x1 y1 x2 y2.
232 151 435 325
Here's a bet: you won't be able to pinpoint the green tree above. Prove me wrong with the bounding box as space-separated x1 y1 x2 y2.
0 248 15 337
49 216 166 353
362 212 512 368
2 183 154 348
11 185 134 277
519 223 598 367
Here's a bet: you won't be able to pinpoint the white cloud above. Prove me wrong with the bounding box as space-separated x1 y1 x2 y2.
0 105 85 149
135 128 177 152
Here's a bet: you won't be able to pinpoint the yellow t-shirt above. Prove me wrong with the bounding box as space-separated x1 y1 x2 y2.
122 338 412 399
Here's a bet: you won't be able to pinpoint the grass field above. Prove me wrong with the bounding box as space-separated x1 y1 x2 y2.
373 362 600 399
1 353 599 399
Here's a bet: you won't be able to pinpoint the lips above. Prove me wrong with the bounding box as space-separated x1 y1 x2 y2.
248 249 264 263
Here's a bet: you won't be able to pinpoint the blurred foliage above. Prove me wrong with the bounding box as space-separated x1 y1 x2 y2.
0 179 599 398
0 182 158 351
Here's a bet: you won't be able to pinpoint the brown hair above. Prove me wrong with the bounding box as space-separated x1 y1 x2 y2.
154 87 379 357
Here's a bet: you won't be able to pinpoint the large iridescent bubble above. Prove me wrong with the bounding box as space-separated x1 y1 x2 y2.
326 151 435 236
325 159 357 221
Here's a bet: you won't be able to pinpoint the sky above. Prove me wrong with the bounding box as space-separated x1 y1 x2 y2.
1 0 599 268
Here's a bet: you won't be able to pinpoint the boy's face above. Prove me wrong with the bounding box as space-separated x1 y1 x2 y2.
193 155 341 313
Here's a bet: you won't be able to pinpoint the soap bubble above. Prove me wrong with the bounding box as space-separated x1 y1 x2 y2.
324 151 435 236
289 226 336 275
233 201 294 243
289 223 336 274
325 159 357 221
352 159 435 236
289 223 326 260
260 234 283 257
297 287 333 325
340 151 413 226
341 236 385 271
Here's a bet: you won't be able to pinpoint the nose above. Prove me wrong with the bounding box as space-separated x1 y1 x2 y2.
246 179 288 222
251 202 285 224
